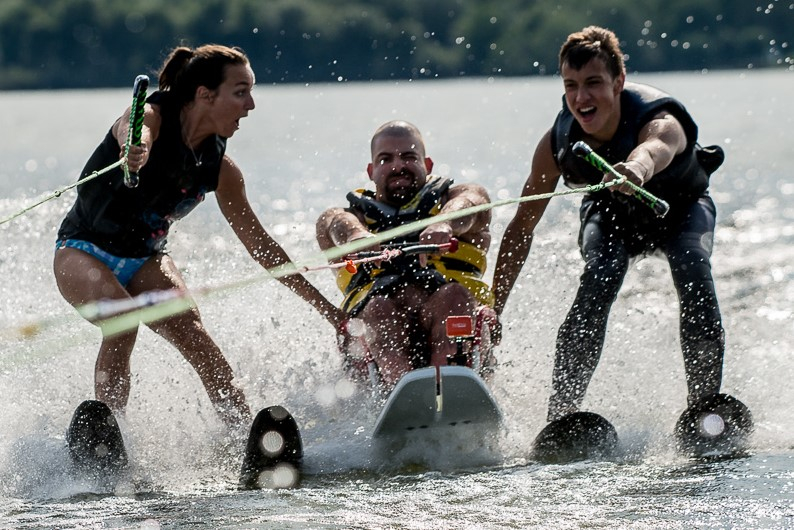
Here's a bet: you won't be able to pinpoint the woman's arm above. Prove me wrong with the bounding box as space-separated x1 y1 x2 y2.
111 103 161 172
215 156 346 329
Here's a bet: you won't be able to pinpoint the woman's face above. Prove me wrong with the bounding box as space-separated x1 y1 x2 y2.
205 63 256 138
561 56 625 142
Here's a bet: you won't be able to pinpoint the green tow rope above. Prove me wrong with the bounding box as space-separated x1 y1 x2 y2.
0 74 151 226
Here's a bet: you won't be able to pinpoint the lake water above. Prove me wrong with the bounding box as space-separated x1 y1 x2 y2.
1 70 793 528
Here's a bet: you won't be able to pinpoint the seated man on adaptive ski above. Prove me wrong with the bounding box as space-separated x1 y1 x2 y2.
316 120 496 389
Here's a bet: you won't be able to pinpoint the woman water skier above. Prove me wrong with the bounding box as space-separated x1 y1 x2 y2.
54 44 345 427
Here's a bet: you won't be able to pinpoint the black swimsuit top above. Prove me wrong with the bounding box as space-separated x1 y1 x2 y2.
58 90 226 257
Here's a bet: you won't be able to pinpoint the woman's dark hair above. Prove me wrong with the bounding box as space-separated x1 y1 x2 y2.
158 44 249 106
559 26 625 78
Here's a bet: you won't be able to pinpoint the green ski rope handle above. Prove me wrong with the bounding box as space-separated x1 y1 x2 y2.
572 141 670 218
123 74 149 188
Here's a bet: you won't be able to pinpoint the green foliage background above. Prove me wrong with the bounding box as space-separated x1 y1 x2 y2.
1 0 791 89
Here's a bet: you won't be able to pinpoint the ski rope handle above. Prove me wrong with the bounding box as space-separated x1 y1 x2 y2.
572 141 670 217
339 239 458 273
122 74 150 188
300 239 459 274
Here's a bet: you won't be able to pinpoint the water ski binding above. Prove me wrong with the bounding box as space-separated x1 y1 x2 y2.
675 393 753 459
239 405 303 489
532 411 618 464
66 400 128 477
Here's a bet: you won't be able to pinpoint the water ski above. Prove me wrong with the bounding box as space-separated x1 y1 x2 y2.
239 405 303 490
372 365 502 446
66 400 127 476
531 411 618 464
675 393 753 458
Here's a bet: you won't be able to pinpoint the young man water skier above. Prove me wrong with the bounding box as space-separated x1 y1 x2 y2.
316 120 494 388
492 26 726 422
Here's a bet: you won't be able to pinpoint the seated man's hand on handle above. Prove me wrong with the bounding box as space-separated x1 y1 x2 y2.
418 222 454 267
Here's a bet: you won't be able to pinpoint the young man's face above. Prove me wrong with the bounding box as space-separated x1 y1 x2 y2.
561 56 625 142
367 133 433 206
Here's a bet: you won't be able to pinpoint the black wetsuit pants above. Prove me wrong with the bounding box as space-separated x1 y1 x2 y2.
548 194 724 422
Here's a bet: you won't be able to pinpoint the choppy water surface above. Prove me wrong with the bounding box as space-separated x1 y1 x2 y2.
1 70 792 528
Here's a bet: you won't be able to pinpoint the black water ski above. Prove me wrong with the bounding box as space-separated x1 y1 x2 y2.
675 393 753 459
532 411 618 464
240 405 303 490
66 400 127 477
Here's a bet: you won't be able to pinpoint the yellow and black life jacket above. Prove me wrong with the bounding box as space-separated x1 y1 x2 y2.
337 175 494 314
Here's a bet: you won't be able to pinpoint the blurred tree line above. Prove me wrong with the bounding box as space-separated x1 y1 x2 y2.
1 0 790 90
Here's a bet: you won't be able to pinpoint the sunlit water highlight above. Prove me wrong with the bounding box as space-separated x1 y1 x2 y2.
1 70 793 528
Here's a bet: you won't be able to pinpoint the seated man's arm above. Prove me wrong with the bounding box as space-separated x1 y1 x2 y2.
421 183 491 248
316 207 372 250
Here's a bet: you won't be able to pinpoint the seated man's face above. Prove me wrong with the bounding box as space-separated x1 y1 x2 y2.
368 133 431 206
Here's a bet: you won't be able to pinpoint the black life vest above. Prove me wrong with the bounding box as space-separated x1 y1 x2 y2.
58 90 226 257
551 82 722 206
